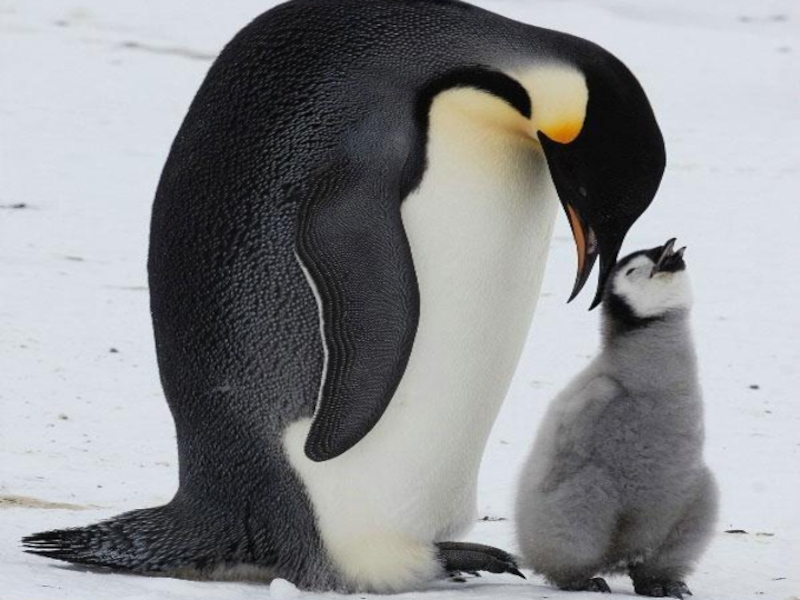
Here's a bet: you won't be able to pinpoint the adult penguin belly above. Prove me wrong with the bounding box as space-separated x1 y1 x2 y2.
284 86 558 590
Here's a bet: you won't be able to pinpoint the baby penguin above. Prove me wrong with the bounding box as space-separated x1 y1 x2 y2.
515 239 717 598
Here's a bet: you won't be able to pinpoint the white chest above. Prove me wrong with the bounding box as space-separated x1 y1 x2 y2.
284 88 558 591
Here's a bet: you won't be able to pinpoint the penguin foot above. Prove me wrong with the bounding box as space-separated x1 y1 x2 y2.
448 570 481 583
559 577 612 593
449 569 481 582
633 578 691 598
436 542 525 579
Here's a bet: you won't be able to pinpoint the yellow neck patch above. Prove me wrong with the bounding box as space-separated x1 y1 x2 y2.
420 64 588 147
544 120 584 144
513 64 588 144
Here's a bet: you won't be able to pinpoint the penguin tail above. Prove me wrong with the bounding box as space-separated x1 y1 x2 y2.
22 503 222 573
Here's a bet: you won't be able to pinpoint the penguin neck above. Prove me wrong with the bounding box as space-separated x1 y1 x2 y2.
600 313 698 390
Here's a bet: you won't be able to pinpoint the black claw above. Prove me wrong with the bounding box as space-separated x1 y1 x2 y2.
666 581 691 599
634 578 691 599
560 577 611 593
447 569 482 582
592 577 612 593
507 566 527 579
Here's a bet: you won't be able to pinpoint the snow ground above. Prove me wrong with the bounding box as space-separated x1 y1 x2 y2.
1 0 798 599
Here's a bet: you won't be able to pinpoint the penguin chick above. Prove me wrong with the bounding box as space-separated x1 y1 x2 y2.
515 239 718 598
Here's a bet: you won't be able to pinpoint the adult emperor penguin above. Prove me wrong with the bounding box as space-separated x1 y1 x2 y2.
515 240 718 598
24 0 666 592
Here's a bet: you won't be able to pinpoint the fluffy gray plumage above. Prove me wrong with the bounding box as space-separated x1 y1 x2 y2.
515 240 718 598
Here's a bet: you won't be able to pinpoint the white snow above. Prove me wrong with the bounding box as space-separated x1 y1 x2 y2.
271 578 302 599
1 1 798 599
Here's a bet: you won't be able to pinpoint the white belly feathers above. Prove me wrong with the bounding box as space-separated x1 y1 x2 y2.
284 86 558 592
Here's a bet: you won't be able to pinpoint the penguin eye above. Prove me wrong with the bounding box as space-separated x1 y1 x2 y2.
626 268 636 276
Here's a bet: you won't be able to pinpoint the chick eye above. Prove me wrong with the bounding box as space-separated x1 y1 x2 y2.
626 268 636 276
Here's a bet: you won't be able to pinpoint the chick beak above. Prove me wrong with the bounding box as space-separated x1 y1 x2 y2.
650 238 687 277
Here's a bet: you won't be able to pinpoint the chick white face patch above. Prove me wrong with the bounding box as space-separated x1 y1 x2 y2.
612 255 693 318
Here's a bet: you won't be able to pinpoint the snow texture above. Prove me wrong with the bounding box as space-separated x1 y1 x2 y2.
271 578 303 599
1 1 798 599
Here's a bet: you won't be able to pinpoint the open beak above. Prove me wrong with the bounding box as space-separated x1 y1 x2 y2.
564 204 599 303
650 238 686 276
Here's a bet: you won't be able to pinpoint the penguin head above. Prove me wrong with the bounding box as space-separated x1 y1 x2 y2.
533 54 666 309
413 43 664 310
604 238 692 325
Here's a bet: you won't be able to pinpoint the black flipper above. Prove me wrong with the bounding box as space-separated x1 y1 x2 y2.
296 159 419 462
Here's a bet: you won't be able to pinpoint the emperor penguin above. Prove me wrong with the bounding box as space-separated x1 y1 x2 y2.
515 240 718 598
24 0 667 592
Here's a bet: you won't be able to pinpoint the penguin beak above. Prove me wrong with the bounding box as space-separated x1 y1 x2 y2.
537 131 647 310
560 201 623 310
590 245 623 310
563 203 599 303
538 132 623 310
650 238 686 276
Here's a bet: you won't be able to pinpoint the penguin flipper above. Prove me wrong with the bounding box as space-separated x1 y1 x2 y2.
296 159 419 462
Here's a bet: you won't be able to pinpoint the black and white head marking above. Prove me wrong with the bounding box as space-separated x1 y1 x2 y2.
603 238 691 332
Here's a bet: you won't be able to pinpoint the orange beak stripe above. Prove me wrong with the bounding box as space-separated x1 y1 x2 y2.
545 121 582 144
566 203 587 274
